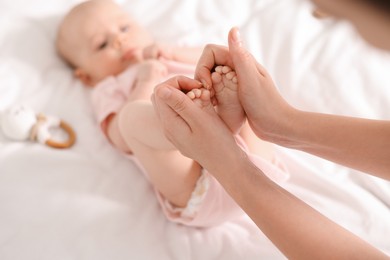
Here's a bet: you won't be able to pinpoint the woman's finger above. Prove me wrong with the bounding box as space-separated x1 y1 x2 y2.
194 44 234 90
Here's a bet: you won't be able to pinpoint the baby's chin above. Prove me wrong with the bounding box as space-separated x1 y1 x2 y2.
90 55 143 86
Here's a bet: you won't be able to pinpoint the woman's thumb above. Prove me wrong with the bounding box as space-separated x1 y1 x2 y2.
228 27 255 76
228 27 243 48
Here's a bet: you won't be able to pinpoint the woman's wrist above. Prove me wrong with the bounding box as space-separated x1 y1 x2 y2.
204 143 257 193
260 106 303 149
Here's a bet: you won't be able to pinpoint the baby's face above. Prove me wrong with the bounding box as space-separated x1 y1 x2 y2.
59 0 154 86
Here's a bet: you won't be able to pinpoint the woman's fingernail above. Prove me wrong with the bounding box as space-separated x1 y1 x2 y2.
232 27 242 47
201 79 209 89
157 87 172 99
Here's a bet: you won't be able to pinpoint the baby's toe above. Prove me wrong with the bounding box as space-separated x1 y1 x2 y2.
222 66 232 74
211 71 223 84
225 71 236 80
215 66 223 73
200 89 211 101
187 91 196 99
193 88 202 98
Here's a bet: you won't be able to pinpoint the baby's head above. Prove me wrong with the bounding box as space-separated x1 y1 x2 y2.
56 0 154 86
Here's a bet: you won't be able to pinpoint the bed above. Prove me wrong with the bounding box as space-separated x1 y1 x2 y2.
1 0 389 259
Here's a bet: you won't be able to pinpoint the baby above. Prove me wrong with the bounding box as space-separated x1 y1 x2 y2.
56 0 287 227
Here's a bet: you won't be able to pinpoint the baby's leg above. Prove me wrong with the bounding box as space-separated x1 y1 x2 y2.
211 66 245 134
186 87 212 109
116 100 201 208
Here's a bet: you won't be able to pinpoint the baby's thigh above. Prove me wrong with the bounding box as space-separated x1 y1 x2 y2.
114 102 141 149
117 100 175 150
106 114 132 153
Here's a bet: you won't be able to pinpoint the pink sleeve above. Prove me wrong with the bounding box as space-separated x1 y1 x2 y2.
90 77 126 131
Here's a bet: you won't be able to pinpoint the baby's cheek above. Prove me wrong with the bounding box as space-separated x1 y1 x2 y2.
104 60 128 76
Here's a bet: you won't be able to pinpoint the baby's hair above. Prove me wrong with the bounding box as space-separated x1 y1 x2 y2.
55 0 117 69
55 1 94 69
55 29 76 69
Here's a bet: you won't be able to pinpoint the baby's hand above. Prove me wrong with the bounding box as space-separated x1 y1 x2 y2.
130 60 168 101
136 60 168 83
143 43 173 60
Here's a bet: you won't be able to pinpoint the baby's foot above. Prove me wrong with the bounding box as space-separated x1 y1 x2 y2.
211 65 245 134
186 88 213 111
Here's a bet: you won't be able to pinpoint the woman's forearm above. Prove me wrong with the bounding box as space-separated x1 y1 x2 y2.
213 150 388 259
274 110 390 179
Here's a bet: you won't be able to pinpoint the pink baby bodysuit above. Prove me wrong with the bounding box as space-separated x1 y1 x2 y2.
91 58 289 228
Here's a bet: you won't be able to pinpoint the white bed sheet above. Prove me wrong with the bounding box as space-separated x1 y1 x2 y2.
0 0 389 259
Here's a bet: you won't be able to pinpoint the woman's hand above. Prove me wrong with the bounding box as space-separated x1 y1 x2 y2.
152 76 243 172
196 27 296 142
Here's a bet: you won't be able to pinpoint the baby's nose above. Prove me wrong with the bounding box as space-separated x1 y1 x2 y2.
112 34 126 50
112 37 122 50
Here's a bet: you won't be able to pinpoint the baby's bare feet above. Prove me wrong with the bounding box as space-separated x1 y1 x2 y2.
186 88 212 110
211 65 245 134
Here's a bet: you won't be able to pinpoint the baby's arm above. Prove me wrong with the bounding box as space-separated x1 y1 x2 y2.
143 43 203 64
170 46 203 64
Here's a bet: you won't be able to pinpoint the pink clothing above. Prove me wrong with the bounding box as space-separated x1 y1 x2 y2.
127 135 288 228
91 58 195 132
90 59 289 228
159 136 289 227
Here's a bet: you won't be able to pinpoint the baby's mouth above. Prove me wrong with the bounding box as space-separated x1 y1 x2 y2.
122 48 138 62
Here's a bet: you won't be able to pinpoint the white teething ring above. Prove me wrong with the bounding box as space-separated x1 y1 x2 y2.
30 113 76 149
45 120 76 149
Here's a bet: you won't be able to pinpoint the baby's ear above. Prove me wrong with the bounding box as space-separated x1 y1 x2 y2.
74 68 93 87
